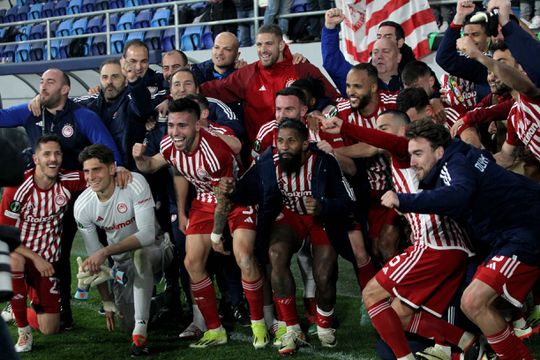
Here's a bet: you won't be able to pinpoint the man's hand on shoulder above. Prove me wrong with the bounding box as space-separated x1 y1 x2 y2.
115 166 132 189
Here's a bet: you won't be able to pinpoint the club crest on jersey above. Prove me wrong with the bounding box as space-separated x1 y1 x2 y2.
9 201 21 213
61 124 74 138
55 194 67 207
197 168 208 178
117 202 128 214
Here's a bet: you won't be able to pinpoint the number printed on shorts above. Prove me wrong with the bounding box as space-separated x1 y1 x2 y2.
49 277 59 295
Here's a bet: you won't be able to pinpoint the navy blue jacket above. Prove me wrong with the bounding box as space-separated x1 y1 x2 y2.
397 139 540 265
192 59 236 85
0 99 122 170
75 77 153 171
233 144 357 264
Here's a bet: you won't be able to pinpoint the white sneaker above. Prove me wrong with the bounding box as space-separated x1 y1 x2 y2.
318 327 337 348
1 303 14 323
15 327 33 353
531 15 540 28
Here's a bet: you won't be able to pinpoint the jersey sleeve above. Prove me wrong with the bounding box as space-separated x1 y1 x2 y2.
73 194 103 256
129 174 156 247
0 186 19 227
0 104 32 128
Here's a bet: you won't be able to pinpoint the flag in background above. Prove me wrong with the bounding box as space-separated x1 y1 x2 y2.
336 0 438 63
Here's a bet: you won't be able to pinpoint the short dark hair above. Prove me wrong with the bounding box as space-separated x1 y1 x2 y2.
276 86 307 106
99 58 121 72
350 63 379 84
396 87 429 113
257 24 283 39
170 68 199 88
185 93 209 111
168 98 201 121
79 144 115 165
463 17 489 35
406 118 451 149
162 49 188 66
291 77 325 102
491 40 509 53
36 134 62 151
379 21 405 40
401 61 432 87
378 109 410 125
278 118 309 142
123 39 149 58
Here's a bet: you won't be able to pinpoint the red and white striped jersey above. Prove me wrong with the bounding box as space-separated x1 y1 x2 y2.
274 150 317 215
440 74 477 111
207 121 236 137
336 92 396 191
253 120 279 158
506 94 540 162
160 128 238 205
391 162 473 254
443 106 465 130
0 169 86 262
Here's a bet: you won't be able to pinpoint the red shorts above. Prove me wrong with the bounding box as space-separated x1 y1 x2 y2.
186 200 256 235
376 245 467 317
368 190 400 241
474 255 540 307
275 207 331 246
24 261 61 314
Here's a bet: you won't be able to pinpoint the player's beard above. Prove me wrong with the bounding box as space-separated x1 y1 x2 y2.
278 151 303 173
350 92 371 112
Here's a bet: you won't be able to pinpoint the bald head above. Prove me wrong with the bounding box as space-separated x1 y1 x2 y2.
371 38 401 82
39 68 70 110
212 32 240 72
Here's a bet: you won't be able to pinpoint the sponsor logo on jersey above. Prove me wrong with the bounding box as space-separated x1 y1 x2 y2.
258 85 267 91
117 202 128 214
96 216 104 222
62 124 74 138
9 201 21 213
102 216 136 231
55 194 67 207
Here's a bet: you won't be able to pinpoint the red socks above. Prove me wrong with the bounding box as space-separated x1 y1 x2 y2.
367 299 411 358
11 271 28 328
242 277 264 321
191 277 221 330
357 258 377 290
406 311 465 346
486 325 533 360
274 294 298 326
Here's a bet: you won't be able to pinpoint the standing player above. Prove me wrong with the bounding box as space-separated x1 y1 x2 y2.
74 144 171 356
132 98 267 349
226 120 355 354
0 135 86 352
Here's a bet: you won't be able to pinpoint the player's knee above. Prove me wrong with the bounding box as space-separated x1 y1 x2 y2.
460 287 482 319
268 246 287 268
235 252 254 272
362 278 380 307
39 321 60 335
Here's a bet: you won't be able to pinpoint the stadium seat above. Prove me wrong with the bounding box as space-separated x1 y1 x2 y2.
72 17 88 35
59 39 72 58
41 2 55 18
144 29 161 50
161 27 177 51
15 25 32 41
110 0 125 9
5 6 18 23
140 0 151 4
81 0 96 13
125 0 140 7
29 3 42 20
101 13 118 32
15 42 30 62
201 26 213 49
30 40 45 61
127 31 145 42
181 25 204 51
56 19 74 37
87 15 102 33
48 21 59 37
94 0 109 11
90 34 106 55
0 9 7 24
152 0 168 3
67 0 83 15
117 11 136 31
49 39 62 59
151 7 170 27
134 10 152 29
2 43 16 62
29 23 45 39
111 32 125 54
16 4 29 21
54 0 69 17
291 0 310 12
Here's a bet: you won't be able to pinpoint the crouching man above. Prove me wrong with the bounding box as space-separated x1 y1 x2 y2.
74 144 172 356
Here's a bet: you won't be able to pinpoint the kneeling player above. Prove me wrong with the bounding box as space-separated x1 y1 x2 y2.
74 144 171 356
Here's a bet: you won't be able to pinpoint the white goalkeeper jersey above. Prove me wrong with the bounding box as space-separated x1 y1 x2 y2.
74 173 156 263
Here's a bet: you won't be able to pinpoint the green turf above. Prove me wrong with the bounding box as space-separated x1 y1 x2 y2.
3 233 540 359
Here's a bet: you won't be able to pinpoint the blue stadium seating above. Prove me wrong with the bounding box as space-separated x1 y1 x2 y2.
202 26 213 49
162 28 177 51
127 31 145 42
56 19 74 37
73 18 88 35
125 0 140 7
90 34 106 55
54 0 69 17
2 43 16 62
15 25 32 41
29 3 43 20
151 7 170 27
41 2 55 18
5 6 18 23
0 9 6 24
145 29 161 50
81 0 96 13
181 25 204 51
134 10 152 29
67 0 83 15
30 40 45 61
291 0 310 12
87 15 102 33
117 11 136 30
111 33 125 54
110 0 125 9
15 42 30 62
29 23 45 39
95 0 109 11
17 4 29 21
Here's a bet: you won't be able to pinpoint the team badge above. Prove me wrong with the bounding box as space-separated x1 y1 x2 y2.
117 202 128 214
253 140 261 153
55 194 67 206
61 124 74 138
9 201 21 213
197 168 208 178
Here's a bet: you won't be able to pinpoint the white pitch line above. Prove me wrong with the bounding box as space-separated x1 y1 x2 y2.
229 332 374 360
